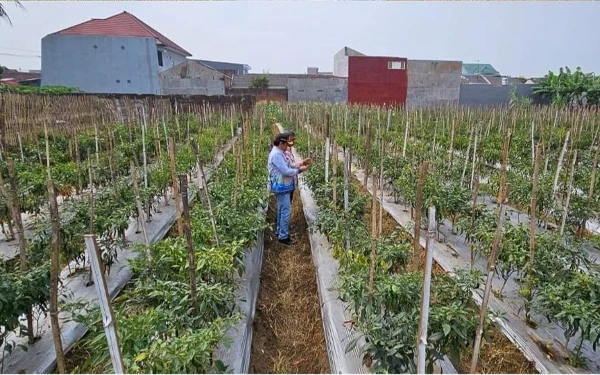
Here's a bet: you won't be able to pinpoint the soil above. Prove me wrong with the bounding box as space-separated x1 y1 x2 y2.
352 175 537 374
249 194 329 374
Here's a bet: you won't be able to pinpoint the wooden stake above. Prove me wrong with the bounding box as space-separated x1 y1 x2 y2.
191 140 220 246
552 130 570 203
368 158 379 303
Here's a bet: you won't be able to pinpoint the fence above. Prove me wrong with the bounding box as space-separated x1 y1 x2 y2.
0 93 255 146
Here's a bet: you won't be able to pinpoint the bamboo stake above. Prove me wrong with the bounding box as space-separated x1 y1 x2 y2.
191 140 220 247
74 136 83 194
344 147 351 250
460 124 474 188
560 150 578 236
402 119 409 158
368 156 379 303
470 130 511 374
47 179 67 374
417 206 436 374
589 136 600 202
552 130 570 204
130 161 150 259
332 140 338 205
168 137 184 236
180 175 199 315
378 141 384 235
525 142 541 322
414 162 430 254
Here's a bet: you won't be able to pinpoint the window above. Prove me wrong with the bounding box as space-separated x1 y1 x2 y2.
298 90 305 92
317 89 324 92
157 51 163 67
388 61 406 70
121 45 125 50
127 80 131 84
116 79 120 83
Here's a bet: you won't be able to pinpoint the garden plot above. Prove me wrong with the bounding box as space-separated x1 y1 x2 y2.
2 134 238 374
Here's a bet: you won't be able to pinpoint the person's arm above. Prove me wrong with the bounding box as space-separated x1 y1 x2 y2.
272 152 300 176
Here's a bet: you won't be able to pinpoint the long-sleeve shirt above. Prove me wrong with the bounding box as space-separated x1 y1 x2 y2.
268 146 299 178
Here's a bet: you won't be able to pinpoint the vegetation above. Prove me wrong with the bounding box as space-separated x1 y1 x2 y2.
0 85 79 94
249 76 269 91
534 66 600 107
275 101 600 372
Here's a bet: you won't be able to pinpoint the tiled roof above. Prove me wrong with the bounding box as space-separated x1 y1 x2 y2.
52 11 191 56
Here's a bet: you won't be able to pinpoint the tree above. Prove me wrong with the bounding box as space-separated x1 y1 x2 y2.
0 1 24 26
534 66 600 108
249 76 269 91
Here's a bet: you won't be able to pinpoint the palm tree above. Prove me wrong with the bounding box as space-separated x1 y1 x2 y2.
0 1 24 26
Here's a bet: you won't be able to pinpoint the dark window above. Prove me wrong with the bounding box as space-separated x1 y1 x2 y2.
116 79 120 83
157 51 163 67
335 89 342 92
93 45 98 49
121 45 125 50
298 89 305 92
127 79 131 83
317 89 324 92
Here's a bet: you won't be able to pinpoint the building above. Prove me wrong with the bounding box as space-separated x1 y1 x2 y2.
334 46 461 107
159 60 227 96
0 67 41 86
42 11 194 94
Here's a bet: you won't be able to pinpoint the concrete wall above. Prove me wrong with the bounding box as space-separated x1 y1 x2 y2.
159 61 225 96
288 77 347 103
157 47 187 72
227 88 288 103
333 47 364 78
406 60 462 108
42 34 162 94
459 84 542 108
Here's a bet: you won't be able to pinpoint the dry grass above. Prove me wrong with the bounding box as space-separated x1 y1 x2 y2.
250 195 329 374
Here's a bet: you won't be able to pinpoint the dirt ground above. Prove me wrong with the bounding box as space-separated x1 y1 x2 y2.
249 194 329 374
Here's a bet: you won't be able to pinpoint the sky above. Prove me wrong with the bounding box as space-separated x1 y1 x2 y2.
0 1 599 78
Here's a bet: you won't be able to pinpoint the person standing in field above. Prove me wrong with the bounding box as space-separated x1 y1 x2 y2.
268 133 309 245
281 130 311 202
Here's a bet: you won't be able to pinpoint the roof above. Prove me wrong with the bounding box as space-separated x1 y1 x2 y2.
160 60 230 79
195 59 251 72
51 11 191 56
462 63 500 76
461 74 525 86
0 67 41 82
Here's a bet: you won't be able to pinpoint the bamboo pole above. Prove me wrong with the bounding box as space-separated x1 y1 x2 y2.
344 147 351 250
191 140 220 246
552 130 570 203
130 161 150 259
589 136 600 202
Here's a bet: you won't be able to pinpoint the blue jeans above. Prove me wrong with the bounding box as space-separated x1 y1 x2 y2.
275 192 292 240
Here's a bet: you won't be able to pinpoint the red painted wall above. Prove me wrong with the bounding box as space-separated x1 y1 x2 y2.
347 56 408 106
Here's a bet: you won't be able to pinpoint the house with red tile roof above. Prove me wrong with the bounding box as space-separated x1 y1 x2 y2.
41 11 193 94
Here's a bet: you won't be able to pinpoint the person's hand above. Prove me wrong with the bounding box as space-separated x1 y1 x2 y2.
303 158 312 166
299 165 308 172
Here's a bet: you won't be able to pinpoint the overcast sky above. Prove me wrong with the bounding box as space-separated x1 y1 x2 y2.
0 1 598 78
